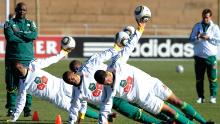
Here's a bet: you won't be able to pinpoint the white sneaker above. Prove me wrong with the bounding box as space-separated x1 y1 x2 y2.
210 96 216 104
196 98 205 103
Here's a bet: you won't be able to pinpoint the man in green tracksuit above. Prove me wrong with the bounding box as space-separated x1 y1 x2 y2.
4 2 38 116
190 9 220 104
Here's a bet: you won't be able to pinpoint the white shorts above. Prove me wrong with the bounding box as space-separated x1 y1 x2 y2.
151 78 173 100
138 93 164 115
137 78 172 115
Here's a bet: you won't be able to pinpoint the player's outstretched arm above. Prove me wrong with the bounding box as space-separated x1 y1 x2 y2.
9 81 27 122
31 49 71 69
98 86 114 124
76 100 87 123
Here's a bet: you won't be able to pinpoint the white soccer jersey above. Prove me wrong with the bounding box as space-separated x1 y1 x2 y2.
98 29 173 123
68 48 117 123
99 62 173 123
190 20 220 58
68 30 142 124
12 51 75 121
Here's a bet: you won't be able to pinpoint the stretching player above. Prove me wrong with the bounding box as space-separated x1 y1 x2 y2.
6 47 100 122
93 30 215 124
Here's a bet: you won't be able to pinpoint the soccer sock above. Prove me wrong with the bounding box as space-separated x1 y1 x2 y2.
174 112 195 124
112 98 162 123
158 103 185 122
166 102 184 116
137 109 162 124
85 109 99 119
181 102 206 123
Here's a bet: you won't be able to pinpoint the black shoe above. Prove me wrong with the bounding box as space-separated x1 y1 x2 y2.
24 111 32 117
6 109 14 117
206 121 215 124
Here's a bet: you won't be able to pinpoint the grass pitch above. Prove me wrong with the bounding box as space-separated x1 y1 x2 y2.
0 59 219 124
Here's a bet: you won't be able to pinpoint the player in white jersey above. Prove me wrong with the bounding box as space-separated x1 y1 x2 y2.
189 8 220 104
6 50 71 122
6 44 99 122
62 21 147 124
94 39 215 124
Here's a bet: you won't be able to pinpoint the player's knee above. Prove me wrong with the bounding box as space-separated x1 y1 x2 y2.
167 94 182 107
161 104 176 118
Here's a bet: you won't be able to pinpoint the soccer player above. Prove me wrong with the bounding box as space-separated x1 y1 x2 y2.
94 35 215 124
190 8 220 104
62 21 148 124
6 48 100 122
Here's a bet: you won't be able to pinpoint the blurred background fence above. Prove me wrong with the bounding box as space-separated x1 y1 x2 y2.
0 0 219 36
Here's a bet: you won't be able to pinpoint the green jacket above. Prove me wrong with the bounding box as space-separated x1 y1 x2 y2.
4 18 38 61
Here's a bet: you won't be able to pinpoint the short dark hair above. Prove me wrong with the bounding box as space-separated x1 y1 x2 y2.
62 71 72 84
94 70 107 84
15 2 26 12
69 60 81 73
202 8 212 16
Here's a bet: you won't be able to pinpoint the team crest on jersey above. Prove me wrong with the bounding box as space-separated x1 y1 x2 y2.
34 77 41 84
89 83 96 91
88 83 103 97
34 76 48 90
120 80 127 87
120 76 133 93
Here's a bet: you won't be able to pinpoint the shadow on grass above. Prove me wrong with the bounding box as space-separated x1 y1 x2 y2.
0 119 63 124
0 119 98 124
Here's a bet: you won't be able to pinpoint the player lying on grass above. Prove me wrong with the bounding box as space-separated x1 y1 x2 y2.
62 21 152 124
93 29 215 124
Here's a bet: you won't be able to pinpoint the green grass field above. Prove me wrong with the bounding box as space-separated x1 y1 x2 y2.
0 59 219 124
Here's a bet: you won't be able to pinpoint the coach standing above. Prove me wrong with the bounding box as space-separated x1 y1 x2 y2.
4 2 38 116
190 8 220 104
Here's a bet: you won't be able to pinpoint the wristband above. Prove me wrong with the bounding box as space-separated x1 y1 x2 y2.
113 44 121 52
137 26 144 34
79 113 85 120
60 50 69 55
